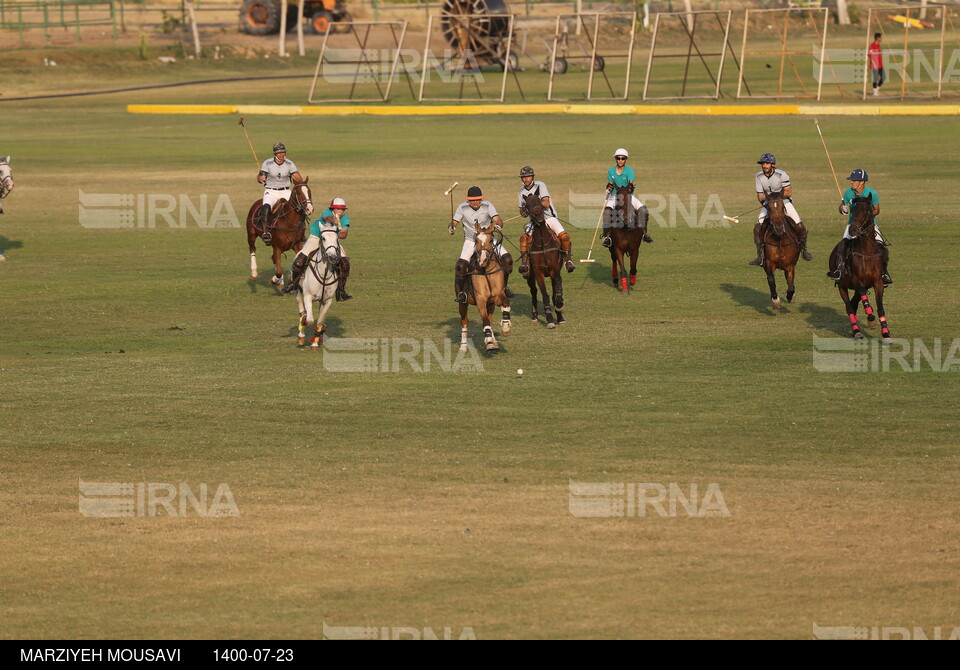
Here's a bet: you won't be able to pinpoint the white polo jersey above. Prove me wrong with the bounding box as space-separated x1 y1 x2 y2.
261 157 299 189
454 200 499 241
518 180 557 218
756 169 790 197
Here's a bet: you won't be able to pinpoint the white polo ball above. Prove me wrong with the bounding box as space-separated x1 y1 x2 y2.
517 369 524 376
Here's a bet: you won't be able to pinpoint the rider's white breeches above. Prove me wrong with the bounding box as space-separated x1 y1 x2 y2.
460 239 505 262
758 201 801 224
524 216 564 236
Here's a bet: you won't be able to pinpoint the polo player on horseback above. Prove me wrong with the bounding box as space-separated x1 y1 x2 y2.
749 153 813 266
449 186 512 304
0 156 13 215
517 166 575 276
256 142 303 244
283 197 353 301
602 148 652 248
828 169 892 286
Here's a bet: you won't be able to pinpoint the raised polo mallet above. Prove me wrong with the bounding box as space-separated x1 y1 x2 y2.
238 116 260 169
723 205 764 224
814 117 844 200
580 196 610 263
444 181 459 223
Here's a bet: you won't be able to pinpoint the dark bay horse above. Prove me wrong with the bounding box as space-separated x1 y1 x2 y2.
459 225 511 353
246 177 314 290
523 193 565 328
759 191 801 308
603 184 644 293
832 196 891 342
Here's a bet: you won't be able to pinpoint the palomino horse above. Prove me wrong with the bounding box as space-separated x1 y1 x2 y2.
832 196 892 342
460 225 511 352
759 191 801 308
0 156 14 261
523 193 565 328
603 184 644 293
295 218 340 348
246 177 314 290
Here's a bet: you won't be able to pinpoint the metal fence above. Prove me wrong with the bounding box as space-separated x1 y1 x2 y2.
0 0 119 41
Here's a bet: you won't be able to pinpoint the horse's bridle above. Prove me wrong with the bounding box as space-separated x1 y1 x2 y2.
309 223 341 286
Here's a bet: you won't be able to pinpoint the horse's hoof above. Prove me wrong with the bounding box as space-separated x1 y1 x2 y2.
250 273 258 280
547 323 556 330
772 298 781 308
629 276 637 286
867 314 876 323
459 345 468 353
557 319 566 325
500 324 511 336
311 342 320 349
854 332 864 340
297 335 306 346
788 296 795 304
883 337 893 345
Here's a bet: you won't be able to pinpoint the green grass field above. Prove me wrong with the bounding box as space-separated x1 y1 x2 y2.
1 63 960 640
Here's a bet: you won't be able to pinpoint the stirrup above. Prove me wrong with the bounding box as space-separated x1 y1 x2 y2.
261 232 272 244
519 264 530 278
642 233 653 243
882 274 893 286
454 291 468 304
801 248 813 261
565 259 575 273
827 269 841 280
601 236 612 249
748 255 764 266
280 281 298 295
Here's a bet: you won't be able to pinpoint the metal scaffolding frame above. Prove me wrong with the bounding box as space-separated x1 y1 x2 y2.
546 12 637 102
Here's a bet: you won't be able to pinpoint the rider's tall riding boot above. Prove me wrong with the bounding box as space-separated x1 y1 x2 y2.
281 253 308 294
749 223 764 266
454 259 469 304
336 256 353 301
518 234 531 278
795 221 813 261
558 232 575 272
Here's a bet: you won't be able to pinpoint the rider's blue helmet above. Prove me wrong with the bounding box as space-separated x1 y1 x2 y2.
847 169 869 181
757 153 776 165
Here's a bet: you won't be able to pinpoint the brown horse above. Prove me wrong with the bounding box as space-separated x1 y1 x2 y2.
246 177 314 290
459 225 511 352
758 191 801 308
832 196 891 342
522 193 565 328
603 184 644 293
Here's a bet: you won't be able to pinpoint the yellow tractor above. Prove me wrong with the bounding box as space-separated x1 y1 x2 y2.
240 0 351 35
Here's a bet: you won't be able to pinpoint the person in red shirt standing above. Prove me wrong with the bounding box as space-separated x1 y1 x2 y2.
869 33 884 96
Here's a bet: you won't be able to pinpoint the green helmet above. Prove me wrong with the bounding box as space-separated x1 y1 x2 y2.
519 166 535 178
273 142 287 155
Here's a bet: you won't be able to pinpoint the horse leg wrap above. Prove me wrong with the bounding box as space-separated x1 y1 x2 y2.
880 316 890 338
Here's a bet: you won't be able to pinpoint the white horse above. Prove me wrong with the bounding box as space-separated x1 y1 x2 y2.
295 220 340 348
0 156 13 261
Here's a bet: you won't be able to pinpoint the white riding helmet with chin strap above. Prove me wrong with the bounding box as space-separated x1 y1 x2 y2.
330 197 348 209
613 148 629 158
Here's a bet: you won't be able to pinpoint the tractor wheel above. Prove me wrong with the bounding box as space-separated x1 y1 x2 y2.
552 57 568 75
592 55 605 72
240 0 281 36
333 11 353 34
310 9 334 35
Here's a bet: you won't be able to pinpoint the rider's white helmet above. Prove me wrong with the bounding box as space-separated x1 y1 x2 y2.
330 197 348 210
613 148 629 158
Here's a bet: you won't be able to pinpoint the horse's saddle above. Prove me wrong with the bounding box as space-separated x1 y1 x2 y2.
760 216 800 239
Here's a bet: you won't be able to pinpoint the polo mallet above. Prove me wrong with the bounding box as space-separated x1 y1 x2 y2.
723 205 764 225
814 118 844 200
238 116 260 169
580 196 609 263
444 181 459 219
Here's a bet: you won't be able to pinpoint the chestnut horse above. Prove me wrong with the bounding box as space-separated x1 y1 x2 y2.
832 196 892 342
523 193 565 328
459 225 511 352
246 177 314 290
759 191 801 308
603 184 644 293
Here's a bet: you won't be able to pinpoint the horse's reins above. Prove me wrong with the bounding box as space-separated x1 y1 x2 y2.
309 225 341 286
264 183 310 235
